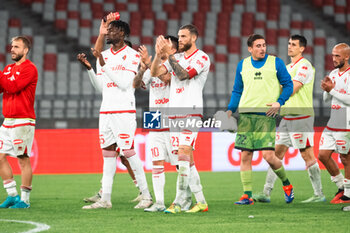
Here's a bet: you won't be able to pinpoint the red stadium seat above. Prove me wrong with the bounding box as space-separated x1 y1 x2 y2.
115 3 127 11
278 29 290 37
257 0 268 12
0 53 5 62
325 54 333 71
222 0 233 12
203 45 215 54
312 0 323 8
141 36 153 45
80 19 92 28
55 19 67 30
215 54 228 63
228 37 241 54
68 11 79 19
176 0 187 12
44 54 57 71
8 18 21 27
153 20 167 36
143 11 154 20
198 0 211 12
314 37 326 46
266 29 277 45
168 12 181 20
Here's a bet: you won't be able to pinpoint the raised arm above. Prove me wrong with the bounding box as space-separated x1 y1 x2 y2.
150 36 168 77
134 45 151 88
94 13 116 53
77 53 102 92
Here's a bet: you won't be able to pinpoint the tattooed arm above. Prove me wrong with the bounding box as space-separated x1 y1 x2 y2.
168 54 190 81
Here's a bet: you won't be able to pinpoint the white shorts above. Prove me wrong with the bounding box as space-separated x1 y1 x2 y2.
0 118 35 158
276 116 314 149
169 117 199 151
319 127 350 154
99 113 136 150
148 131 178 165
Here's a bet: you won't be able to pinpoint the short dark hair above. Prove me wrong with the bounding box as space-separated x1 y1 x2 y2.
164 35 178 51
290 34 307 48
11 36 32 52
247 34 265 47
124 40 132 47
179 24 199 39
109 20 130 38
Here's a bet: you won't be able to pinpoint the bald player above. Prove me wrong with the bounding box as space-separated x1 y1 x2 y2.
320 43 350 205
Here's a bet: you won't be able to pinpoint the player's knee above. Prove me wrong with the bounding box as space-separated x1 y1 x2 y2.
17 155 30 168
123 149 136 158
262 151 275 163
178 145 192 155
102 149 117 158
317 152 329 163
340 154 349 166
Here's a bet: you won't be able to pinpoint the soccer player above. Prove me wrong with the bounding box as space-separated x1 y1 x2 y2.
134 37 192 212
83 30 141 204
227 34 294 205
253 35 325 203
77 19 152 209
150 24 209 213
0 36 38 208
320 43 350 204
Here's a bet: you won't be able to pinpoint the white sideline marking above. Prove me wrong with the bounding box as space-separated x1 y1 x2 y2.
0 219 50 233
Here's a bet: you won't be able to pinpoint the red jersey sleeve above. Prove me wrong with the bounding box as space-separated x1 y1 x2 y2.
0 62 38 94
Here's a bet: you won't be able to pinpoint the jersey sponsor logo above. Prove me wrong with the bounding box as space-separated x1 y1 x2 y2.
298 72 306 78
202 56 208 61
119 134 130 139
331 104 341 110
292 134 302 139
254 72 262 80
106 82 118 88
301 66 308 70
151 81 168 88
336 140 346 146
154 98 169 105
111 65 127 71
135 54 140 58
196 59 204 68
176 87 184 93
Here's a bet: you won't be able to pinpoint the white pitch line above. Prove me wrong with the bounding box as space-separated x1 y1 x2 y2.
0 219 50 233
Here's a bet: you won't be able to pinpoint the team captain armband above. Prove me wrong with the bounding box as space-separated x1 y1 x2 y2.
188 68 198 79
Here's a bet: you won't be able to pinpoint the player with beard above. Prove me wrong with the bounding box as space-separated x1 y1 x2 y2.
150 24 209 213
78 19 152 209
0 36 38 209
320 43 350 206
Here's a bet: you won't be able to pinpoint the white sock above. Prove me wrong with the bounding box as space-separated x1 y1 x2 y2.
344 179 350 197
331 173 344 190
101 156 117 202
174 173 183 205
3 179 18 197
152 165 165 205
127 155 151 199
307 162 323 196
263 166 277 196
178 160 190 190
189 165 206 204
20 185 32 204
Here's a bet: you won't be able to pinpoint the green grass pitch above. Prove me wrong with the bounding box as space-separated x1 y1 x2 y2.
0 170 349 233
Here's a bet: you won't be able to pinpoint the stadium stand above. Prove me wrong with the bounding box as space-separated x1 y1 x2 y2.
0 0 349 128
